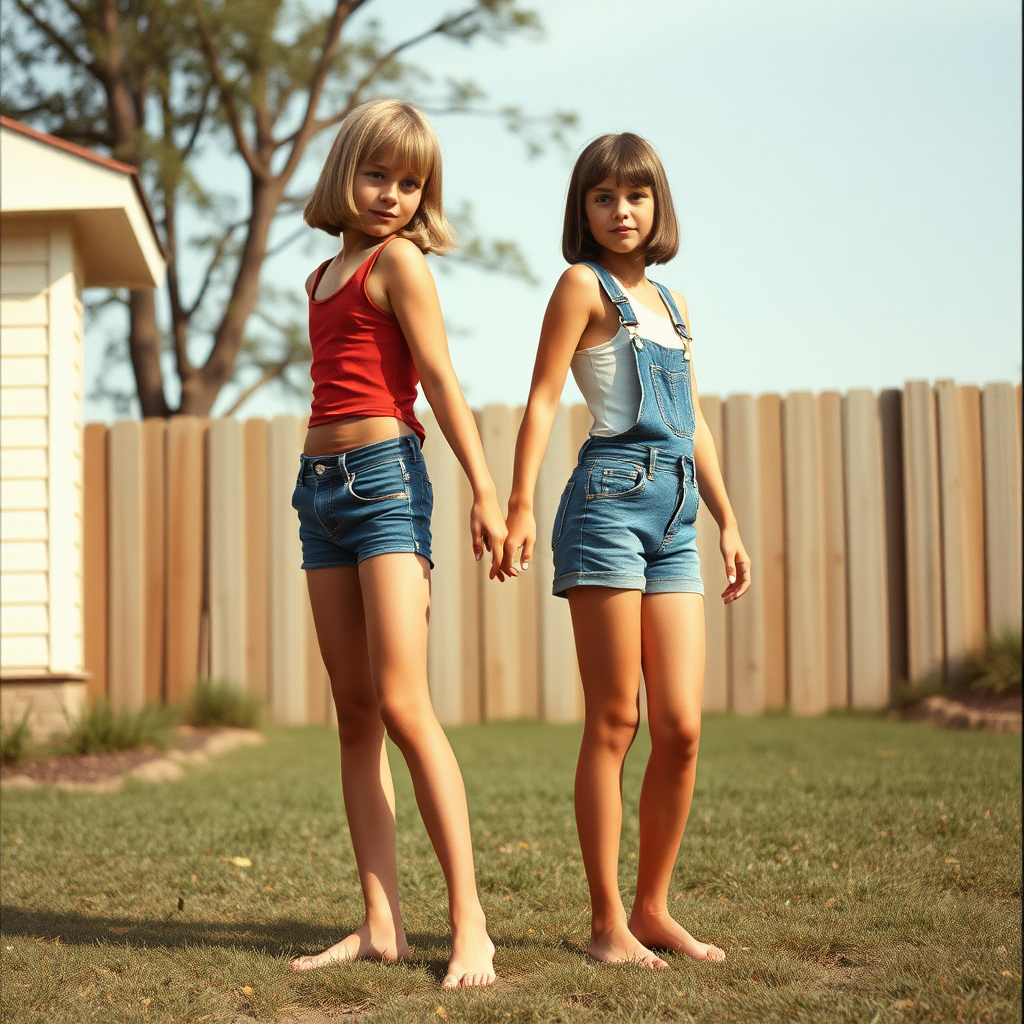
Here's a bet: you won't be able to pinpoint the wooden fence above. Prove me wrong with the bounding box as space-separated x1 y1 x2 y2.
81 381 1022 724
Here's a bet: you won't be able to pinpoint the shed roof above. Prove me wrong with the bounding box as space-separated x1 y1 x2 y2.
1 117 165 288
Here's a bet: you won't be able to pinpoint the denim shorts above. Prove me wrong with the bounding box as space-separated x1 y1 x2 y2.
551 442 703 597
292 435 433 570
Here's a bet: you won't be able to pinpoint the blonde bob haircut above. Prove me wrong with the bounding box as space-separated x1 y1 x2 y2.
562 133 679 266
304 99 456 255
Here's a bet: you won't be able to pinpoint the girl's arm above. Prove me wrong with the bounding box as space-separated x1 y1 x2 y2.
674 291 751 604
501 266 598 577
380 239 508 577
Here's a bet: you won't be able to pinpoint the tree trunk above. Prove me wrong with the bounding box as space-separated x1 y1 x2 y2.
177 176 285 416
128 290 170 417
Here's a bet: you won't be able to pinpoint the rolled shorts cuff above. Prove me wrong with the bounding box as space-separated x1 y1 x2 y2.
645 575 705 596
552 571 648 598
359 543 434 569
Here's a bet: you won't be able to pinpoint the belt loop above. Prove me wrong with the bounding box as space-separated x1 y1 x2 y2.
340 450 349 481
295 458 305 488
647 448 658 480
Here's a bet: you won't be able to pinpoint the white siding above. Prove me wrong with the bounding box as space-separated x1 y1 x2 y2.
1 225 85 675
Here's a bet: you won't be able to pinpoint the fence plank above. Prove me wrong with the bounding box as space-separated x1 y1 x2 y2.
268 416 307 724
936 382 987 667
902 382 944 682
818 392 849 708
782 393 828 716
724 395 764 714
879 389 908 687
423 410 465 725
82 423 107 703
843 390 890 708
696 396 728 712
537 405 581 721
141 419 166 704
107 421 144 711
478 404 520 719
758 394 787 710
982 382 1023 633
243 418 270 701
165 417 206 705
956 386 987 654
207 418 247 686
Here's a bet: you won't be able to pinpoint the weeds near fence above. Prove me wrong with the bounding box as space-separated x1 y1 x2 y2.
896 627 1023 707
184 679 262 729
0 711 31 763
966 627 1023 693
59 700 177 755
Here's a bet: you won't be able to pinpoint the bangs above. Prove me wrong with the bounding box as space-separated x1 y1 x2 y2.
582 139 658 193
362 118 437 184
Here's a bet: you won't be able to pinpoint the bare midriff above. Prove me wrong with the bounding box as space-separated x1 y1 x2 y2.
303 415 415 456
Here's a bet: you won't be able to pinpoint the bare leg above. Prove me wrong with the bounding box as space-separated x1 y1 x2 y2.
628 592 725 962
567 586 668 969
291 566 409 971
358 553 494 989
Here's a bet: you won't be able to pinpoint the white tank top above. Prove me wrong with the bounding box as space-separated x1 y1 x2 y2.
570 280 686 437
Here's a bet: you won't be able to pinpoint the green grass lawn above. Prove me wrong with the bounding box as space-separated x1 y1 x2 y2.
1 716 1020 1023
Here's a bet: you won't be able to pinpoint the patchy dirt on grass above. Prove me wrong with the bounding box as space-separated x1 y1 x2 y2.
0 726 263 791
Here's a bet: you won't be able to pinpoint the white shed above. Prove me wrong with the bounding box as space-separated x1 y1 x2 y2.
1 116 165 738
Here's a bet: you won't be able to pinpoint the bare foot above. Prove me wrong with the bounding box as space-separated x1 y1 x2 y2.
588 923 668 969
629 910 725 962
290 920 409 971
441 916 496 989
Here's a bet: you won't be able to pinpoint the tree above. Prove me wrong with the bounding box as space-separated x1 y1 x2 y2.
2 0 575 416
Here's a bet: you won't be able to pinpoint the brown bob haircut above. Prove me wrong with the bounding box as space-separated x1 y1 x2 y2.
562 133 679 266
304 99 456 255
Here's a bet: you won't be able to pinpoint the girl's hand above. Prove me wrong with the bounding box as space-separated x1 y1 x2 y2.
471 487 509 581
500 507 536 579
720 525 751 604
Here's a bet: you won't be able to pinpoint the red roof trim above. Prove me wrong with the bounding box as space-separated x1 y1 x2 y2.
1 115 165 260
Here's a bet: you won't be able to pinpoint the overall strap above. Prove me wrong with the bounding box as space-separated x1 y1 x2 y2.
652 281 691 341
580 262 639 329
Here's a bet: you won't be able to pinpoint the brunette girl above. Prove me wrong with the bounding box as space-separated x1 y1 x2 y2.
289 99 503 988
501 134 751 967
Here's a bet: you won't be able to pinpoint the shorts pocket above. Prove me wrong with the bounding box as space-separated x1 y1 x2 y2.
651 364 696 437
551 480 574 546
347 457 410 503
587 459 645 499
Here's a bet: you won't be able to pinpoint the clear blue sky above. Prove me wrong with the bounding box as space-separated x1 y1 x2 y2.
85 0 1024 417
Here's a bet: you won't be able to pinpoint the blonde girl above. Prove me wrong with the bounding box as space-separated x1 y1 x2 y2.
501 134 751 967
289 99 504 988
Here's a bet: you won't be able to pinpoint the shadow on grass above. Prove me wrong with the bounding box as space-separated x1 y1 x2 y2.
0 906 572 983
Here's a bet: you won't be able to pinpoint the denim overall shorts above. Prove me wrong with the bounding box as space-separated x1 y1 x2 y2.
551 263 703 598
292 434 433 569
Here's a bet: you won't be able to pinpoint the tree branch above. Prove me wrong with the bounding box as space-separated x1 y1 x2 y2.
192 1 266 179
182 81 214 158
300 6 484 143
183 219 246 319
275 0 363 180
12 0 95 74
222 358 292 416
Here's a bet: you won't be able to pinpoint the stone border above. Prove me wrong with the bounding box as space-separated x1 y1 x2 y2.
1 728 264 792
901 695 1021 733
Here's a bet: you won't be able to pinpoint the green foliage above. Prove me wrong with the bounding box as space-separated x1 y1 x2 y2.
966 627 1022 693
58 699 177 756
897 627 1023 706
0 711 32 764
184 678 262 729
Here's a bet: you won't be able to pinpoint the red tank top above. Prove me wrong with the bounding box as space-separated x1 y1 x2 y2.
307 237 425 441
